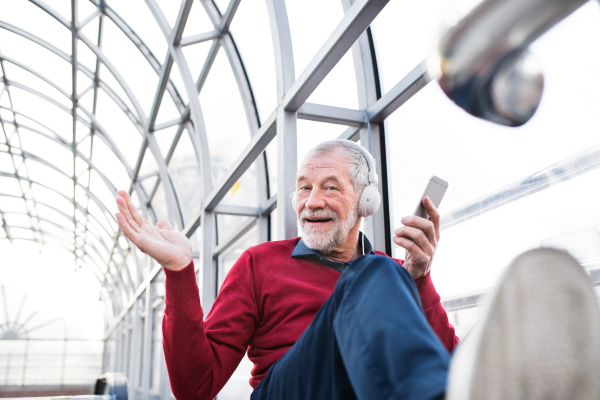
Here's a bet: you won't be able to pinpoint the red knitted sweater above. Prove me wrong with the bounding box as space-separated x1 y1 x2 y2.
162 238 458 400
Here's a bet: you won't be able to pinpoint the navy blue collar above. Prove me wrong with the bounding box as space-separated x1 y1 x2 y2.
292 232 375 273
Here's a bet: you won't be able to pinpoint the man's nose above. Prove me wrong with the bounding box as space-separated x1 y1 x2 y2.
305 188 326 209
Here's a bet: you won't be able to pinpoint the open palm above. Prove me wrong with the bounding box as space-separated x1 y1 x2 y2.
115 190 192 271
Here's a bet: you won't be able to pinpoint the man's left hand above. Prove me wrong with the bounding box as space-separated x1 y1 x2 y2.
393 196 441 280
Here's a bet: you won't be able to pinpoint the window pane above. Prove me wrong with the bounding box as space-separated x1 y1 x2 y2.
200 48 251 182
229 0 277 124
370 0 441 94
169 129 202 223
102 17 159 117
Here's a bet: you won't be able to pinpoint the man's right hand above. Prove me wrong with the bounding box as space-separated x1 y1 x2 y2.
115 190 192 271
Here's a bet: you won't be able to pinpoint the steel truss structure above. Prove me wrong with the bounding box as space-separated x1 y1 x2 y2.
2 0 598 398
0 0 430 397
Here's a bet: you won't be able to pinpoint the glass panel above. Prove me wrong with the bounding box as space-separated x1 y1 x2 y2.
107 0 168 64
370 0 441 94
216 225 257 399
0 152 15 174
3 62 71 109
388 4 600 225
306 51 358 109
182 0 215 38
212 0 229 14
43 0 72 21
77 38 100 76
0 0 72 55
219 163 259 208
10 226 35 240
216 214 253 248
4 213 32 228
8 87 73 141
88 169 118 216
0 177 25 197
181 40 213 82
139 146 160 177
285 0 345 76
156 0 183 29
297 119 348 166
19 128 73 176
151 181 169 222
434 168 600 300
31 184 74 217
0 27 72 94
168 129 202 223
155 92 182 127
98 64 137 116
39 219 69 238
36 203 74 229
155 124 179 155
90 136 131 191
78 0 99 23
95 88 142 169
102 17 159 117
200 48 251 182
27 158 73 194
229 0 276 124
167 62 189 104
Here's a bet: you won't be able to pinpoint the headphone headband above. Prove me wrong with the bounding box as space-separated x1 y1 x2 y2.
332 140 379 186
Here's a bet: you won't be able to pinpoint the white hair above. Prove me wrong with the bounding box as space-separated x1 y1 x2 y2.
300 140 370 196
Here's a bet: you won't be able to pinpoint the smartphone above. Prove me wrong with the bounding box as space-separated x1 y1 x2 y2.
414 176 448 219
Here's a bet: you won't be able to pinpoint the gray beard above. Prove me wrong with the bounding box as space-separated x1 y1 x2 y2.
299 204 359 254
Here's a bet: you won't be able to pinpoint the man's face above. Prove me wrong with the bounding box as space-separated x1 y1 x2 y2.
296 150 359 253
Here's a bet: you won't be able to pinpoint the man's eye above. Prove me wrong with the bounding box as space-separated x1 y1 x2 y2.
327 187 337 191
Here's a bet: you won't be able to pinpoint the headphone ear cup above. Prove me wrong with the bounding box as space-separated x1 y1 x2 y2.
359 186 381 217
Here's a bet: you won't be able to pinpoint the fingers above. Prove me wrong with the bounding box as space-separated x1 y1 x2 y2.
115 195 140 232
393 236 429 264
115 212 139 243
397 214 436 246
117 190 145 228
394 226 434 256
422 195 441 241
157 219 175 231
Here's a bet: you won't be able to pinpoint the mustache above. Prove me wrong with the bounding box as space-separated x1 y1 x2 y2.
299 209 338 220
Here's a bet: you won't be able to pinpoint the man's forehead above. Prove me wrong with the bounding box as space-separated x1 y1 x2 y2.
297 153 350 181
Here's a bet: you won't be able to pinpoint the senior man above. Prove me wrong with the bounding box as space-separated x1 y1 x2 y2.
115 140 458 400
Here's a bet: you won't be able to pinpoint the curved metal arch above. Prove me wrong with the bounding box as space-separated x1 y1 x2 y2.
0 189 135 303
199 0 270 240
0 203 111 261
0 148 117 224
0 20 144 131
0 175 118 262
28 1 186 232
1 78 134 178
0 54 134 171
0 191 114 256
0 107 122 197
29 0 147 123
0 12 159 304
95 3 187 115
0 168 117 258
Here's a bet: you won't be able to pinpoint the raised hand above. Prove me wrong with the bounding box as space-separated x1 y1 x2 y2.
115 190 192 271
393 195 441 280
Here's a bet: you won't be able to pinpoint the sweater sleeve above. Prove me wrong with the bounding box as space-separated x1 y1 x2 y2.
414 271 460 352
162 251 259 400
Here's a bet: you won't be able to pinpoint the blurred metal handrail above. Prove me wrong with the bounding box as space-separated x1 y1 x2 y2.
433 0 589 126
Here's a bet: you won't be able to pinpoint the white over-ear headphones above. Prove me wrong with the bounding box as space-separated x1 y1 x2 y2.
291 140 381 217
